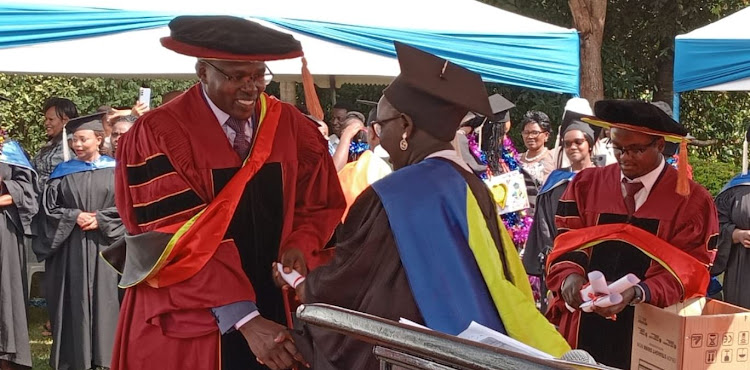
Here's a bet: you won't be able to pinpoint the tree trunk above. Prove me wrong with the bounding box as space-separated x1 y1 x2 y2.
653 55 674 106
568 0 607 103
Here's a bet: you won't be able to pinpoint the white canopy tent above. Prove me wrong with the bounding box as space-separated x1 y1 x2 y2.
0 0 576 88
673 6 750 119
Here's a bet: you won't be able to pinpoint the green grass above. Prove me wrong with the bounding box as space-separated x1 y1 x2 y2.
28 305 52 370
28 272 52 370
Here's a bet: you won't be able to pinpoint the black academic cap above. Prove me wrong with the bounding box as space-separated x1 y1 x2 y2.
584 99 691 196
161 16 303 61
383 42 492 141
66 112 105 133
488 94 515 122
587 100 688 139
563 121 595 145
0 95 9 102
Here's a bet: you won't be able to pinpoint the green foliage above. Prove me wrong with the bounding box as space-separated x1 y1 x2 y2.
0 73 196 154
691 156 739 196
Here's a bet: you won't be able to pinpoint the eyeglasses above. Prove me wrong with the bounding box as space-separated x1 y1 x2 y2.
612 138 659 157
204 60 274 87
564 138 588 148
370 114 403 137
522 130 547 138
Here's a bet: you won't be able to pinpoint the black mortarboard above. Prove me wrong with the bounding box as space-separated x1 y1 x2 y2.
0 95 9 102
586 100 688 138
161 16 303 61
160 15 325 121
66 112 105 133
383 42 492 141
488 94 515 122
563 121 595 145
583 99 691 196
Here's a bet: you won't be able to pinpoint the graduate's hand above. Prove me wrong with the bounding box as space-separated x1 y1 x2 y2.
592 286 636 319
732 229 750 248
239 316 308 369
280 248 308 277
561 273 586 309
82 214 99 231
76 212 95 228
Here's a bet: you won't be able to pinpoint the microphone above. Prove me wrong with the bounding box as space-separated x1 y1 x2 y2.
560 349 597 365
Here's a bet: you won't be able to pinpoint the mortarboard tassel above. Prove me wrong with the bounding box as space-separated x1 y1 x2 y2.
676 139 690 196
62 125 70 162
300 57 324 121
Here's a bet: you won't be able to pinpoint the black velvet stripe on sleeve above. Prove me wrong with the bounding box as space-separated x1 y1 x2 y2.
551 250 589 269
707 234 718 251
556 200 580 217
133 189 204 225
126 154 176 186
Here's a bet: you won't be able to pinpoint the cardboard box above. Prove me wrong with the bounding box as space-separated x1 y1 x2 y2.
631 298 750 370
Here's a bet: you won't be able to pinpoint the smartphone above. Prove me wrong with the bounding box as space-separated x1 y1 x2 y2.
593 154 607 167
139 87 151 110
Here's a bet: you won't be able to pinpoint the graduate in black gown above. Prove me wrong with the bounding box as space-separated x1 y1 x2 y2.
35 113 124 370
0 95 40 370
712 127 750 309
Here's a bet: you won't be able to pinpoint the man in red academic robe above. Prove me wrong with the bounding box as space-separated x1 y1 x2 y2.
103 16 345 370
545 100 718 369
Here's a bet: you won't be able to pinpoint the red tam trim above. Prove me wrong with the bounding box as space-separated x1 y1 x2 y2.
160 37 303 61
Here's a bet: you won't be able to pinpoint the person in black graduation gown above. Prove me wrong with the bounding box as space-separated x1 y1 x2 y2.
283 42 569 370
523 121 596 311
35 113 124 370
711 128 750 309
0 95 40 370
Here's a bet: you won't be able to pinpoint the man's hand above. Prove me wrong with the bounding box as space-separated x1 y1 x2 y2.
238 316 308 369
561 273 587 309
273 249 307 288
592 286 636 319
280 248 308 276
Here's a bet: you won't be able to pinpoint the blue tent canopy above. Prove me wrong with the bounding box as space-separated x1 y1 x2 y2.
673 6 750 119
0 1 580 95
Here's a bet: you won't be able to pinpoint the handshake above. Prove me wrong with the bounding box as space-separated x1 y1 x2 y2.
562 271 640 318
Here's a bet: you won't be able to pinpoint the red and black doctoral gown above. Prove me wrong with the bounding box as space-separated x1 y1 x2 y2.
105 84 345 370
545 162 718 369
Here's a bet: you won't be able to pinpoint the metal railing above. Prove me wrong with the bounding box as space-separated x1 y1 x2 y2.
296 303 613 370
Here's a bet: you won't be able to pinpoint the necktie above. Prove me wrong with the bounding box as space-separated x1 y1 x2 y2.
622 179 644 217
225 117 251 160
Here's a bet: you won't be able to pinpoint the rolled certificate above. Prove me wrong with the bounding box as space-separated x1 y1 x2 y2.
580 293 623 312
607 274 640 295
276 263 305 289
580 271 608 301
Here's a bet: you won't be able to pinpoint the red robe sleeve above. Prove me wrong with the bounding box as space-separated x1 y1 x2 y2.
640 184 718 307
280 111 345 269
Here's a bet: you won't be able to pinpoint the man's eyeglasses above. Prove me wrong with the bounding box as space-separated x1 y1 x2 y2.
612 138 659 157
564 138 588 148
370 115 403 137
204 60 274 87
